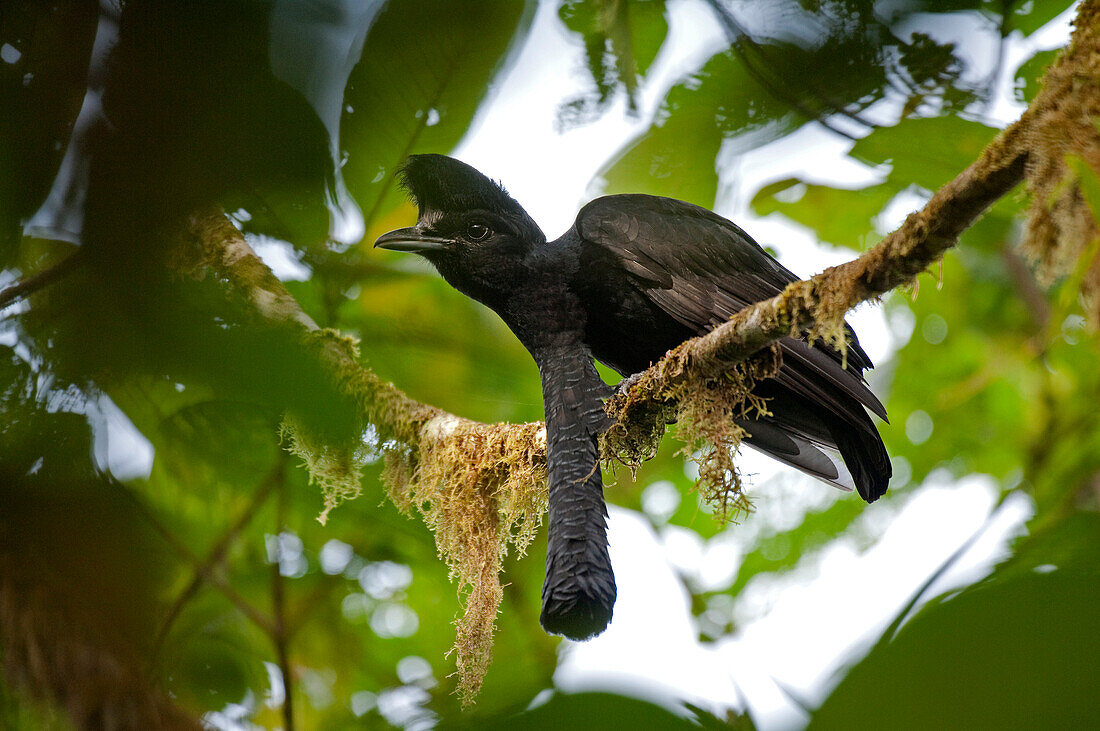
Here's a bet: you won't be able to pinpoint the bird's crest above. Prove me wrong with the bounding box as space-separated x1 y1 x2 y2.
398 154 545 242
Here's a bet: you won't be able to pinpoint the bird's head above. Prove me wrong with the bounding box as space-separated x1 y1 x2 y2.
375 155 545 304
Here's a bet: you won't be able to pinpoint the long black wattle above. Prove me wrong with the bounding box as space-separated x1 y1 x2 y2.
536 345 616 640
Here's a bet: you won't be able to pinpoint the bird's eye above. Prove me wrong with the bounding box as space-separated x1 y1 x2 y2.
466 222 491 242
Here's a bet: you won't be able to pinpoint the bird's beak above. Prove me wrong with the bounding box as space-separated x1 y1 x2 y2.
374 227 452 253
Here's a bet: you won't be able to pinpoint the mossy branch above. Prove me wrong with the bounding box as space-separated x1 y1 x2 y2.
174 212 545 702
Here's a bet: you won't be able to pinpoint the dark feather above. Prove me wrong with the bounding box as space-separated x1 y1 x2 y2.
399 154 545 244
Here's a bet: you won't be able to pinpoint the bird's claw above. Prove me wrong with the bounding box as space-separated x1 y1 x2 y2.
614 371 644 400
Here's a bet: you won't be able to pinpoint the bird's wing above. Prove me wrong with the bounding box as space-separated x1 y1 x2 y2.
575 194 886 423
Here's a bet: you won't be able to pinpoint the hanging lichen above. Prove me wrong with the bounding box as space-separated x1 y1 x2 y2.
673 348 781 523
149 46 1100 707
604 340 782 522
274 325 549 700
279 329 399 524
384 417 547 703
278 414 368 524
1022 2 1100 324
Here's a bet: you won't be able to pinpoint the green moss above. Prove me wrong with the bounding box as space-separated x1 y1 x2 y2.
384 417 547 703
279 415 366 524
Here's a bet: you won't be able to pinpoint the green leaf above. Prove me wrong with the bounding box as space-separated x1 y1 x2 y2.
601 51 798 206
1003 0 1075 36
557 0 669 123
451 691 732 729
341 0 536 244
161 593 269 710
1013 48 1060 104
813 512 1100 728
882 252 1038 484
849 116 998 191
752 180 896 251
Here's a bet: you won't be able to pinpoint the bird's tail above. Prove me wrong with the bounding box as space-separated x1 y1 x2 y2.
828 413 892 502
537 349 616 641
736 390 891 501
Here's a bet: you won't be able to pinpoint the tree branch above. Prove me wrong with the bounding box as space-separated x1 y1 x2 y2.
177 118 1030 493
613 0 1100 429
0 250 85 311
130 489 278 636
151 460 284 666
166 111 1028 698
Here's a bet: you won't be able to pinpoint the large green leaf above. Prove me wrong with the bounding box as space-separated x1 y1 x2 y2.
600 0 1008 206
602 50 797 206
753 180 895 251
1003 0 1076 35
848 116 998 192
557 0 669 125
341 0 536 244
450 690 742 729
812 512 1100 728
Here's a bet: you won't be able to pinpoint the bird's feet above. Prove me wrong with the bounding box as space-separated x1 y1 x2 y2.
613 371 644 400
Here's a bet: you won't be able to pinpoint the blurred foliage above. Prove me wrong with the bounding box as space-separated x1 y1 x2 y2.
557 0 669 126
1 0 1095 729
445 690 744 729
812 512 1100 729
598 0 1005 204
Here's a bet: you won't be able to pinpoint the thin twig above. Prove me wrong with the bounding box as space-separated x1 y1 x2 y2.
272 468 296 731
151 460 284 665
0 250 85 311
206 571 279 636
127 487 277 636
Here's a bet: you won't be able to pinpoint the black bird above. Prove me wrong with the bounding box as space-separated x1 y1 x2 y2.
376 154 890 641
